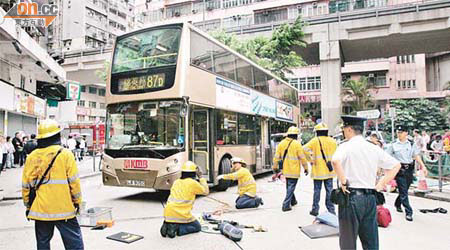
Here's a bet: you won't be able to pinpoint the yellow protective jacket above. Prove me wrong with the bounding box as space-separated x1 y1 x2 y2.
164 178 209 223
22 145 82 221
273 138 308 179
444 137 450 152
222 167 256 197
303 136 337 180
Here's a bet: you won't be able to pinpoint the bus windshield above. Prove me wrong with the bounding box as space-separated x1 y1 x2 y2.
112 27 181 74
106 101 185 150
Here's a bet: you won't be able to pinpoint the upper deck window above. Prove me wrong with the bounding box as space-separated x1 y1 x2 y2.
112 27 181 74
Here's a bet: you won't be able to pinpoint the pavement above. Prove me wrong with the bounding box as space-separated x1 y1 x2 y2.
1 161 450 249
0 157 102 201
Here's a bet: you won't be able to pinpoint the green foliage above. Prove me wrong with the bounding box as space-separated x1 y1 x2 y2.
210 18 306 80
342 76 375 114
382 99 447 133
95 61 111 83
301 130 315 144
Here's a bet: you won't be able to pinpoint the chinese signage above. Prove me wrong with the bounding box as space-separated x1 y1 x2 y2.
251 92 276 118
276 101 294 121
66 82 81 100
14 89 46 118
3 1 58 28
216 77 252 114
118 73 165 92
299 95 321 103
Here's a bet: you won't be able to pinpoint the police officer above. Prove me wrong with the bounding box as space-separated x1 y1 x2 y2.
386 125 428 221
217 157 263 209
161 161 209 238
22 120 84 250
331 116 400 250
272 126 309 212
303 123 337 216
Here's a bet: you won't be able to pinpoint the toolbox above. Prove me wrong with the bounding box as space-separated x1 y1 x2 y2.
77 207 113 227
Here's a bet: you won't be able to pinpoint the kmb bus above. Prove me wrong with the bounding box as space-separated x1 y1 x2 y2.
102 23 299 191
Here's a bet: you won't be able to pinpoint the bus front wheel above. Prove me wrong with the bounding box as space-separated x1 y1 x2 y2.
216 157 232 191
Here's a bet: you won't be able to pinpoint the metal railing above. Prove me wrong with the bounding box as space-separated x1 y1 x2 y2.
422 150 450 192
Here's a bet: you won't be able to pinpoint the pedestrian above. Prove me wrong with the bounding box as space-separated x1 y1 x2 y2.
75 137 81 161
67 135 77 157
303 123 337 216
0 135 7 173
443 131 450 153
413 129 424 152
422 131 430 151
386 125 428 221
161 161 209 238
272 126 309 212
22 119 84 250
12 132 23 167
21 136 28 165
217 157 264 209
24 134 38 156
331 115 400 250
431 135 443 152
79 136 86 161
5 136 15 169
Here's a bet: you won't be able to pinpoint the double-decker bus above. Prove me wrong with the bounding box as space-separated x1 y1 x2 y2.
102 23 299 191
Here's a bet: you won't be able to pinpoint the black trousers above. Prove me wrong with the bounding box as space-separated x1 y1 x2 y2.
338 193 378 250
395 168 414 216
35 218 84 250
0 153 6 172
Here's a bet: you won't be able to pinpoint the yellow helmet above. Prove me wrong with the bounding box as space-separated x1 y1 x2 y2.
314 123 328 131
181 161 198 172
37 119 62 139
286 126 300 135
231 157 247 166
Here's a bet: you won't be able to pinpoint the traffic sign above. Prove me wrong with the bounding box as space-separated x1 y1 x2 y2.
389 107 396 118
357 109 381 119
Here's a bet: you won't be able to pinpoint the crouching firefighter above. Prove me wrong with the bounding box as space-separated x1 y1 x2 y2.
161 161 209 238
218 157 263 209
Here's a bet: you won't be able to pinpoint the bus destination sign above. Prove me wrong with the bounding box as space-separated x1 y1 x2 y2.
118 73 166 92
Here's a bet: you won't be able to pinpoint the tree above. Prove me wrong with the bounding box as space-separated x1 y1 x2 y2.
210 18 307 80
95 61 110 83
341 76 375 114
382 99 447 133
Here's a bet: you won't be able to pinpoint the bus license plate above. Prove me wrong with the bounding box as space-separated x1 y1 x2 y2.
126 180 145 187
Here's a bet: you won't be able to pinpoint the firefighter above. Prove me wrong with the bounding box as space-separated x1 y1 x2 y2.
217 157 263 209
22 119 84 250
161 161 209 238
303 123 337 216
272 126 309 212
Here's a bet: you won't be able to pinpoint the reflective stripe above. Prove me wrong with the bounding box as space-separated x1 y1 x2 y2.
243 192 256 197
43 179 69 185
312 173 336 179
167 197 194 204
286 156 300 161
72 192 82 199
284 173 300 178
164 216 195 223
238 180 256 188
68 174 79 183
28 210 76 219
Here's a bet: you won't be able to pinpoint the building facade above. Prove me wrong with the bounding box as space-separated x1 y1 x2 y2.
135 0 450 123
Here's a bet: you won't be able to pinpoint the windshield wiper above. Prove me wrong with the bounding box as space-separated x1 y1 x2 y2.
119 145 166 159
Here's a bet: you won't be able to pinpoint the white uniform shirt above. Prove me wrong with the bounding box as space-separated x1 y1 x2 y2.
332 135 399 189
67 138 77 150
79 139 86 149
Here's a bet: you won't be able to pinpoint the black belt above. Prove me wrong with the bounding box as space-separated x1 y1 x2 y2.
401 163 414 169
348 188 376 195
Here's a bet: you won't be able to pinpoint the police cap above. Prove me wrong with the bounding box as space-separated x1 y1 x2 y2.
395 124 409 132
341 115 367 128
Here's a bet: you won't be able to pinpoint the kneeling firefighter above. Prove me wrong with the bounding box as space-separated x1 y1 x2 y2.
218 157 263 209
161 161 209 238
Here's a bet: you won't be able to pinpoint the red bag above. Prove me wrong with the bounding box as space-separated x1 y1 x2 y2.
377 205 392 227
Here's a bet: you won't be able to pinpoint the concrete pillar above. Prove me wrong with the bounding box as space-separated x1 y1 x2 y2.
320 41 342 135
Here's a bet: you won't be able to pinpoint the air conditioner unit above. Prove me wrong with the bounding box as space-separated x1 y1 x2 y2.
174 11 180 17
297 5 302 11
312 2 318 8
192 9 197 14
206 6 213 11
368 73 375 78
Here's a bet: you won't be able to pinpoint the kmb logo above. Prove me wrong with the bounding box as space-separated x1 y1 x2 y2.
3 1 58 28
124 160 149 169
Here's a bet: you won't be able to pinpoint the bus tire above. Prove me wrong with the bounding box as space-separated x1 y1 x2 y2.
216 157 232 191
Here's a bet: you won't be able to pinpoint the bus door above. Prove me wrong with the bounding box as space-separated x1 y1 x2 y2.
262 118 272 169
192 109 211 181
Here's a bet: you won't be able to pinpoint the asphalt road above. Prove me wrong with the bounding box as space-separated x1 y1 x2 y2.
1 173 450 250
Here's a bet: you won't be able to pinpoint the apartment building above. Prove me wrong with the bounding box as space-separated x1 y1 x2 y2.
135 0 450 122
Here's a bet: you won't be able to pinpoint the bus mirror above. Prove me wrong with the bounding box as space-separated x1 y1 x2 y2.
180 96 189 117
